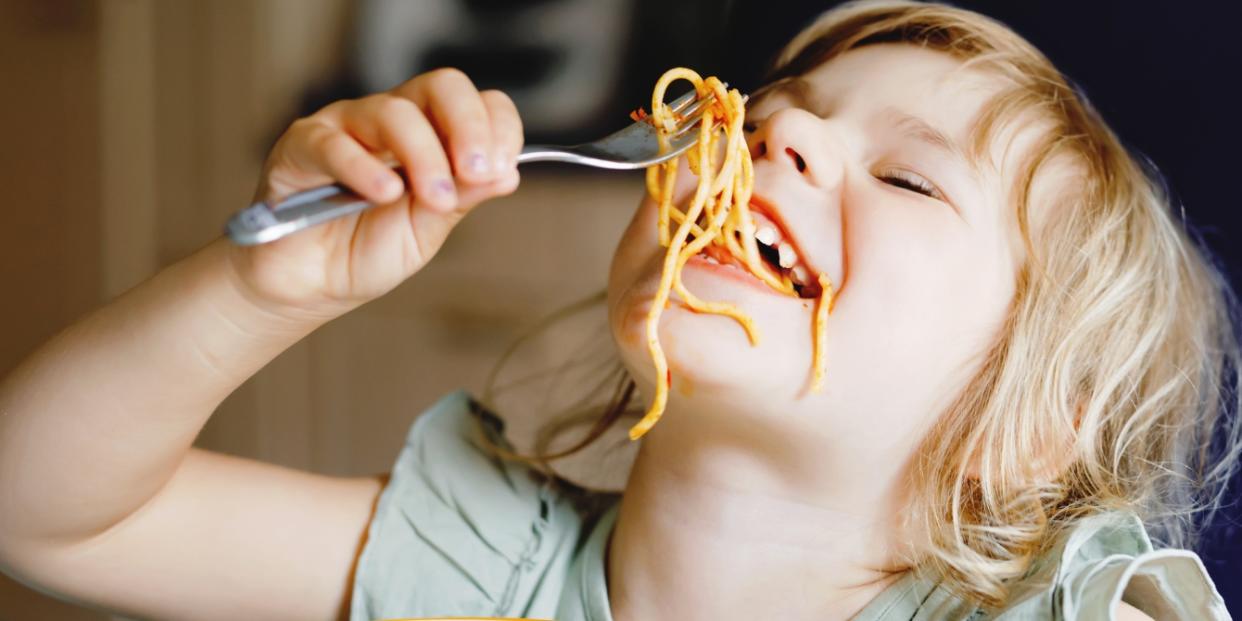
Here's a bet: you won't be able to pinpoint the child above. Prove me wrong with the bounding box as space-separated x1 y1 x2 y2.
0 1 1235 619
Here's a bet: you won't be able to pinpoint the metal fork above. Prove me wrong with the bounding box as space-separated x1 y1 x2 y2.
225 88 725 245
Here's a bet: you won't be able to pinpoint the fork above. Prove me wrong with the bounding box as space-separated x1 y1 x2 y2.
225 88 726 246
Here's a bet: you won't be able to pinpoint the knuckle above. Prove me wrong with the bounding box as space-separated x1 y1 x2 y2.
289 116 324 138
459 109 492 136
482 91 521 129
323 139 369 177
454 134 489 160
335 152 377 181
480 89 513 107
308 126 345 153
314 98 351 120
448 112 490 141
428 66 469 86
419 147 451 171
340 151 375 176
320 127 355 153
497 114 523 138
373 94 415 118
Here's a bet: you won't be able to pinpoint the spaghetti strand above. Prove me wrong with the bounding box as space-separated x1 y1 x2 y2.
631 68 836 440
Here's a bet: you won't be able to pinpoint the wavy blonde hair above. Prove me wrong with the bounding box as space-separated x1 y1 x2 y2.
483 0 1242 608
765 0 1242 606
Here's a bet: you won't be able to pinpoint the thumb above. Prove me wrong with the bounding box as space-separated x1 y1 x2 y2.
403 169 519 264
451 167 521 213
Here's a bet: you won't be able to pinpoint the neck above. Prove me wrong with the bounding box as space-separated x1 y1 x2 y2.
605 402 911 621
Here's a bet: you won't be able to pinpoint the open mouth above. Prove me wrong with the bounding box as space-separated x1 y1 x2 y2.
697 202 823 299
750 208 823 299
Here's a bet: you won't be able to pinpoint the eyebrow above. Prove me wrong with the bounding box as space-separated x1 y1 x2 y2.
751 81 982 177
881 107 979 175
750 78 983 185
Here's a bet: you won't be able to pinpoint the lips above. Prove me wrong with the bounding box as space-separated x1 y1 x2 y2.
721 194 826 298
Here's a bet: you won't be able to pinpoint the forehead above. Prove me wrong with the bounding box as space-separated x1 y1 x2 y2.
793 45 998 150
775 44 1062 255
770 43 1054 201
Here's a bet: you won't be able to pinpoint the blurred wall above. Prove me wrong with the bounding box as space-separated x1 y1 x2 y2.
1 3 105 615
0 1 640 618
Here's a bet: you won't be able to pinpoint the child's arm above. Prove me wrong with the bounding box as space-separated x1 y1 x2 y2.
0 68 522 620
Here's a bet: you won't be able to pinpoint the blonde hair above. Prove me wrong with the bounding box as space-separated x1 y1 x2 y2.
483 0 1242 608
767 0 1242 606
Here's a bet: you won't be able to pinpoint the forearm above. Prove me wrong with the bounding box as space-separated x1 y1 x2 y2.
0 237 330 546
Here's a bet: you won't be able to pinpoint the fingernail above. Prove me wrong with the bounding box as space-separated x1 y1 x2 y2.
493 153 508 172
433 178 456 208
468 152 490 175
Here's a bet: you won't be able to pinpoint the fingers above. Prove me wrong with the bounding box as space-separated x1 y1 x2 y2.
341 95 458 211
481 89 523 175
399 68 501 185
288 119 405 205
282 68 523 216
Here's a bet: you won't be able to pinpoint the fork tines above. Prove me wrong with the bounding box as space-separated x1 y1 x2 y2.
659 84 742 139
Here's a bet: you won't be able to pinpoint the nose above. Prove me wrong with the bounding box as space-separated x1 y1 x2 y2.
745 106 847 296
747 107 843 190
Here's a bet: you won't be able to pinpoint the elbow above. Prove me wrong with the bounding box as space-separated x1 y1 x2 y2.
0 532 46 589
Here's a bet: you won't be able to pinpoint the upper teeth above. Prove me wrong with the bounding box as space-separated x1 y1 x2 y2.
750 210 807 274
778 242 798 268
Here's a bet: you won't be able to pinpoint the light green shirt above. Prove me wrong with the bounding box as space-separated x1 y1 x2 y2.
350 391 1231 620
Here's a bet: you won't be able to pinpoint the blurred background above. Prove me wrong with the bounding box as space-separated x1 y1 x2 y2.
0 0 1237 618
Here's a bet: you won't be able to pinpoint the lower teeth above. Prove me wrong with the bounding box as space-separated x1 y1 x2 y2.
790 265 809 285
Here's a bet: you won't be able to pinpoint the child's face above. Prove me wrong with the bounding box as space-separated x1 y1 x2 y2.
608 44 1023 444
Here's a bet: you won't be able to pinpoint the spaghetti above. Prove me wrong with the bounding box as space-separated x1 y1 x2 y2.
628 67 836 441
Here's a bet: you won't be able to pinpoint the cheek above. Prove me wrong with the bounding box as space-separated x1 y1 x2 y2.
846 205 1014 376
606 196 668 379
607 159 703 299
607 158 716 348
610 293 820 406
607 199 658 312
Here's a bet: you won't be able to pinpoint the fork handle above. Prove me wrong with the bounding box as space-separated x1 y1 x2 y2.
226 183 371 246
516 144 573 164
518 144 642 170
226 146 598 246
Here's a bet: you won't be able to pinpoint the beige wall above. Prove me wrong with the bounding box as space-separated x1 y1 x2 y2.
0 2 640 618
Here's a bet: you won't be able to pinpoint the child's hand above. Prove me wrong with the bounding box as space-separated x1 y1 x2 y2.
229 68 522 319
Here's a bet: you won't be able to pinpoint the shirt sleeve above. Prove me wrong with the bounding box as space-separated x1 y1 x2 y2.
1054 513 1231 620
348 390 584 621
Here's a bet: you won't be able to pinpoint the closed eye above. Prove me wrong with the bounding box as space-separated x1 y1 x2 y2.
876 168 943 201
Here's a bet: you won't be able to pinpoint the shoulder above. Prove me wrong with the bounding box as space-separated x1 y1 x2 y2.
349 391 616 620
1113 602 1154 621
998 511 1231 620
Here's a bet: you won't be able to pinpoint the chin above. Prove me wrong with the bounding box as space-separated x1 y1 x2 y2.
610 287 815 406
